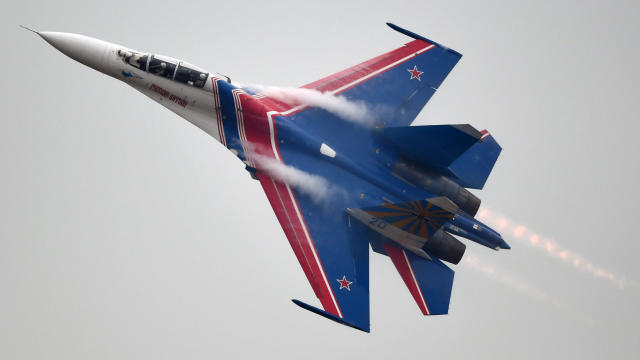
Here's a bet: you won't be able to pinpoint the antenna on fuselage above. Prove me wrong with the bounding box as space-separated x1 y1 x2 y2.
216 72 231 83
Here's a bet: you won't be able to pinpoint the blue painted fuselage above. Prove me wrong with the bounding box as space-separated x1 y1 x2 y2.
215 79 507 253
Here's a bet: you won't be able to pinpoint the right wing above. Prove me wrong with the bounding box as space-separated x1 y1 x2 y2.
301 23 462 127
230 83 373 332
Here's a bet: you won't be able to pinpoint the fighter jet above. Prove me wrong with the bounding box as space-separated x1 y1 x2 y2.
27 23 507 332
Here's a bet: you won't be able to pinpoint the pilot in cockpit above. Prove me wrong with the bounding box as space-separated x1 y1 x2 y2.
118 49 209 88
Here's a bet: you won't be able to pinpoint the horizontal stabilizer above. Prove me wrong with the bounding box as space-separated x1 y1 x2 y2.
381 125 501 189
381 124 481 170
448 131 502 189
382 243 454 315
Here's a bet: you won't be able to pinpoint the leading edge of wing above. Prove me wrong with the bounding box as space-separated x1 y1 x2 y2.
300 22 463 92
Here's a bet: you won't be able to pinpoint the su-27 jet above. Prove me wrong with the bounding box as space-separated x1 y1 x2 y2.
27 23 508 332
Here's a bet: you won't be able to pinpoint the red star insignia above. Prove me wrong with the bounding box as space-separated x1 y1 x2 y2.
408 65 423 81
337 275 352 291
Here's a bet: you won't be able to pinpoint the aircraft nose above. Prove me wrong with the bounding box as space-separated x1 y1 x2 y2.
38 31 118 74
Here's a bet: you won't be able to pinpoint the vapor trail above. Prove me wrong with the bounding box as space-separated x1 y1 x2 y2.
252 153 344 204
461 255 592 323
243 85 376 126
476 207 631 289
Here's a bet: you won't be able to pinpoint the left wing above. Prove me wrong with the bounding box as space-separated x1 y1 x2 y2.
229 86 373 332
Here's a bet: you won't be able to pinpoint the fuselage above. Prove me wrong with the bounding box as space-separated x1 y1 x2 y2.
35 30 508 254
37 31 220 141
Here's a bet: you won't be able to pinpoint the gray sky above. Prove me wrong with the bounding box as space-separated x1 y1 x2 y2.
2 1 639 359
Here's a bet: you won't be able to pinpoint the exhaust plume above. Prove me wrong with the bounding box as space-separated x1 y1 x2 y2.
476 207 632 289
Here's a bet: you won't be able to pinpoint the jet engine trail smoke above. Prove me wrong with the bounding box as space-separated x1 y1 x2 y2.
244 85 376 126
476 208 631 289
461 255 591 323
463 255 565 307
252 153 343 204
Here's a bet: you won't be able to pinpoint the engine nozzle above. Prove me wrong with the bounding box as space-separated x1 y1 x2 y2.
422 229 466 264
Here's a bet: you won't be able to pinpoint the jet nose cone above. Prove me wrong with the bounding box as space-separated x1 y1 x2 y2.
38 31 117 74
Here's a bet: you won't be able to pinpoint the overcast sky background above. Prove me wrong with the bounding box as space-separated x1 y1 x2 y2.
1 1 639 359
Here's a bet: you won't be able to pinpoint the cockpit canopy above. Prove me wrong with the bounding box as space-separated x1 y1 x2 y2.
118 50 209 88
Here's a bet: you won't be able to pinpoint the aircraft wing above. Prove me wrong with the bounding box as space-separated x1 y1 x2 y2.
256 172 371 332
301 23 462 127
256 169 457 328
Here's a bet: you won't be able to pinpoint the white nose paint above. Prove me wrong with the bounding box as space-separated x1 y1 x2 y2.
38 31 123 76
